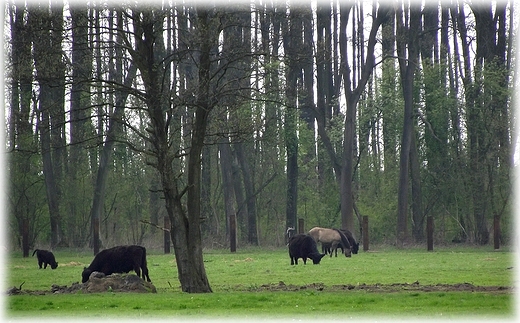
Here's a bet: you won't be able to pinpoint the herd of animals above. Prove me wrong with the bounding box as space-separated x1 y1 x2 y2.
31 245 152 283
288 226 359 265
30 225 358 284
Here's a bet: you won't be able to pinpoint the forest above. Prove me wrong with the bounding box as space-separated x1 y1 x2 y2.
5 0 515 259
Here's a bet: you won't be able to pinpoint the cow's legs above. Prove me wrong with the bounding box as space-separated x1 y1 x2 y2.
142 267 151 282
133 265 141 279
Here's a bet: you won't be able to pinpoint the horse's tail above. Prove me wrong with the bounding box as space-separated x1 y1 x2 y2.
334 229 351 249
32 249 39 257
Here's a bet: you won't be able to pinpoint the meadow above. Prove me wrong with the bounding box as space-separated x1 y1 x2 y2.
3 245 515 320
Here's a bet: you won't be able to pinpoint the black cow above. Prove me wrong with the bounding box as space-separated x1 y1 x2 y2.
32 249 58 269
288 234 326 265
82 245 151 283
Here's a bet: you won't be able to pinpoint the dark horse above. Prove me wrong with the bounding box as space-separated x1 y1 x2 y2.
323 229 359 256
308 227 352 257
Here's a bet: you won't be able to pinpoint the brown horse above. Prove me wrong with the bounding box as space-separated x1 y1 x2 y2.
308 227 352 257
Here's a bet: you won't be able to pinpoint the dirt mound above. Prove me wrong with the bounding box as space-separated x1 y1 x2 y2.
251 281 512 293
8 279 511 295
7 272 156 295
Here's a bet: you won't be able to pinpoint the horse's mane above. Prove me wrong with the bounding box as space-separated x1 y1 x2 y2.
334 229 351 249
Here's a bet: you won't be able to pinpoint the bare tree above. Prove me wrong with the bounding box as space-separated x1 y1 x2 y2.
395 1 421 246
9 2 37 256
28 2 67 249
338 2 389 233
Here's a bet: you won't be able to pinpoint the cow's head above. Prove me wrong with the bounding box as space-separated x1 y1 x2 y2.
310 253 326 264
81 267 92 283
51 262 58 269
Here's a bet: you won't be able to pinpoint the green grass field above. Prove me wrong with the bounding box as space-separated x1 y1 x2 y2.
3 245 515 319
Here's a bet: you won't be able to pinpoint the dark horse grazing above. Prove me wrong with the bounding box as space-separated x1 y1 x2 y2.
342 229 359 254
308 227 352 257
322 229 359 256
288 234 326 265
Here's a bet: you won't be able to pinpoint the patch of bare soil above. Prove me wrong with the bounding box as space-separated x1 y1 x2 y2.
7 278 510 295
7 272 157 296
251 281 512 293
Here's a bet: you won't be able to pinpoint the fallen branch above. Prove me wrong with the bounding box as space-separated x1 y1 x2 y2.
140 220 170 232
7 281 25 295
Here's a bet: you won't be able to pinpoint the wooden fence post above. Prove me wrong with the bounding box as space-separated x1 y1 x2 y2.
164 215 171 254
494 213 500 250
230 213 237 253
298 218 305 234
22 218 29 257
362 216 369 252
427 216 433 251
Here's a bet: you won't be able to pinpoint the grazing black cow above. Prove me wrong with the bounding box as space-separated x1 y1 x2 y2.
32 249 58 269
288 234 326 265
82 245 151 283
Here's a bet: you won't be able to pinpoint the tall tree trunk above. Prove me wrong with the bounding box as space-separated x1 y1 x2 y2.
10 3 35 256
414 3 440 243
185 13 213 286
90 63 136 254
282 4 301 231
410 130 424 241
381 6 397 172
201 145 214 237
466 2 510 244
316 1 336 186
396 2 421 246
127 5 213 292
219 140 237 252
338 2 389 233
338 2 355 232
454 3 475 242
29 2 66 249
69 5 92 248
235 143 258 245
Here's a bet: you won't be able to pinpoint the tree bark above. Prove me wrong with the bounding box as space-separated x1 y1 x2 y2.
69 5 92 248
282 5 301 231
89 63 136 254
338 2 389 232
29 3 66 249
235 143 258 245
219 140 237 252
184 31 212 289
396 2 421 246
410 131 424 242
10 3 35 256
